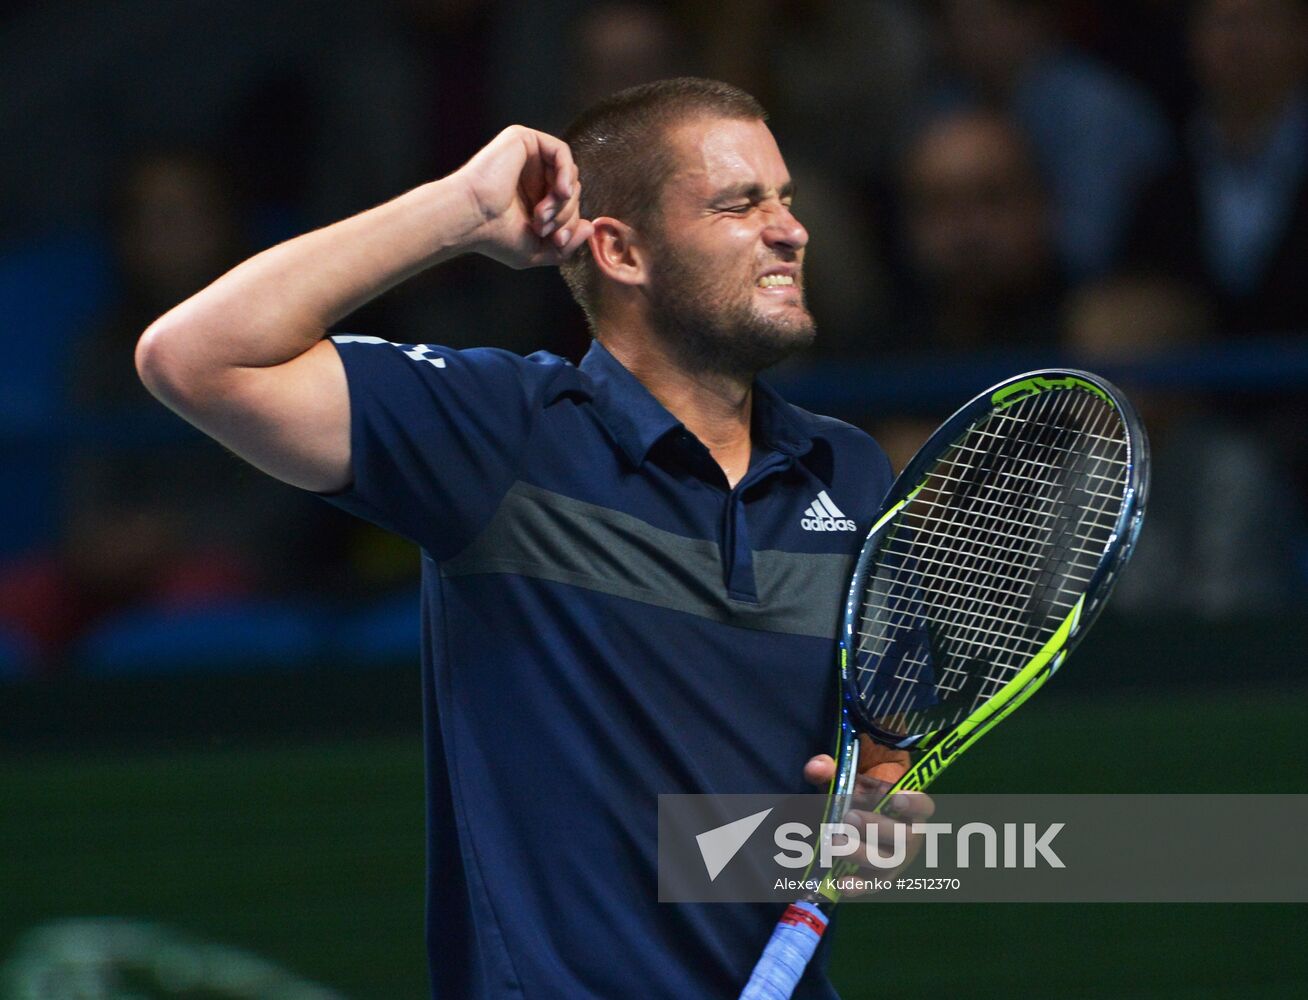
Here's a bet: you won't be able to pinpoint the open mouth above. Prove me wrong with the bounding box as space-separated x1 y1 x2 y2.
757 274 796 288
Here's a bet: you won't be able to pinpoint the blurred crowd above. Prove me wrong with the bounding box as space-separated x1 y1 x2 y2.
1 0 1306 675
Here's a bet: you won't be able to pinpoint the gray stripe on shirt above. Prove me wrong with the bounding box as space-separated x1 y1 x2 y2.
440 481 854 639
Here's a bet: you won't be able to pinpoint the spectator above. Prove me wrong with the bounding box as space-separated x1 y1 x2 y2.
694 0 930 177
1060 0 1196 127
1123 0 1308 336
571 2 694 113
1064 276 1303 615
928 0 1172 279
0 0 425 237
75 150 243 406
0 151 352 666
890 109 1064 355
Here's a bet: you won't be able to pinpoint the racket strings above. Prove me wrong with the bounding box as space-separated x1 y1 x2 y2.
866 389 1123 723
865 389 1083 714
889 387 1122 711
855 387 1128 736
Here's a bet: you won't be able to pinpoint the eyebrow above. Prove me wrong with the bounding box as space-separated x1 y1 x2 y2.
709 179 797 204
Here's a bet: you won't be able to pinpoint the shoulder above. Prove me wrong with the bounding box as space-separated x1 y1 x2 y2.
787 402 895 492
791 402 886 457
329 336 583 401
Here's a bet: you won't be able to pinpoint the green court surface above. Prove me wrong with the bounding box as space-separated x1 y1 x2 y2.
2 686 1305 998
829 685 1308 1000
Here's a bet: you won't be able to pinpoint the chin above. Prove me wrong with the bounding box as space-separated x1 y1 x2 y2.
648 278 816 376
755 304 816 344
742 315 817 370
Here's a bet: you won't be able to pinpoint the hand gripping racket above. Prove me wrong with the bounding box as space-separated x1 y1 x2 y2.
739 370 1149 999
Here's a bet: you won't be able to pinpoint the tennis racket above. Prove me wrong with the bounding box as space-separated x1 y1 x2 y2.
739 370 1149 999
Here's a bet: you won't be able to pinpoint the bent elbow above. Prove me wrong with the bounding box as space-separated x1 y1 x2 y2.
135 321 165 393
135 321 170 400
136 316 210 418
136 317 201 412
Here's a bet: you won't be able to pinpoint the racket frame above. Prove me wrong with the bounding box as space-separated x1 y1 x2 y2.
740 369 1148 999
820 369 1148 887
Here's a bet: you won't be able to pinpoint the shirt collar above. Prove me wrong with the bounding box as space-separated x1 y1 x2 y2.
577 340 832 479
751 376 821 459
578 340 683 466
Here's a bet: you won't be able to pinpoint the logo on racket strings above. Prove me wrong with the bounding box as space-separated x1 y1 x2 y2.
801 491 857 532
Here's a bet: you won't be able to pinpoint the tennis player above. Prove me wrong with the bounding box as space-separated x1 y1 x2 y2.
137 78 927 999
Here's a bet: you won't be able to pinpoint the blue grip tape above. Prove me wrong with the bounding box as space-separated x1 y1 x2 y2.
739 901 829 1000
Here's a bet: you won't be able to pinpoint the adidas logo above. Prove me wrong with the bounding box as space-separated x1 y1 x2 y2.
400 343 447 368
801 491 857 532
329 336 448 368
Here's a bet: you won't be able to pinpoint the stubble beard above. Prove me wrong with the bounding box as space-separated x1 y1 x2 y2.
644 237 817 380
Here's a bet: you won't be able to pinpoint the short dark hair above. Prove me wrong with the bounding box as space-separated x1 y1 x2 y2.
560 77 767 329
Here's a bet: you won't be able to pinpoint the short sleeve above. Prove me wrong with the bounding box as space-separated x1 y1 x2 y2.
320 335 559 559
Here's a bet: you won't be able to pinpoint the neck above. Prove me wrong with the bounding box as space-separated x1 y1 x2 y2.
600 333 754 488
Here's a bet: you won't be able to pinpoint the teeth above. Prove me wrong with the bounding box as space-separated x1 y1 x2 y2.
758 274 795 287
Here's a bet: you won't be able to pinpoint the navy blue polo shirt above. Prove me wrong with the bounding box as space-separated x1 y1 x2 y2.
323 335 893 1000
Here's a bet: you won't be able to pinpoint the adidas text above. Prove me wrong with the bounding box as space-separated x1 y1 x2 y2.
801 490 857 532
801 515 857 532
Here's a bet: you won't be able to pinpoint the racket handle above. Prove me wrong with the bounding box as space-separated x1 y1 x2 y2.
739 901 829 1000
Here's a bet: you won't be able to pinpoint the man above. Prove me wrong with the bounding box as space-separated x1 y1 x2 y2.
1124 0 1308 336
137 78 924 999
931 0 1171 279
893 109 1064 354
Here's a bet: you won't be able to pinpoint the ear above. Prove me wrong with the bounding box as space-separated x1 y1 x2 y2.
588 217 649 288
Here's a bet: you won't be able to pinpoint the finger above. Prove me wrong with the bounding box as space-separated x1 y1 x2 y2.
844 808 900 841
541 137 577 201
843 809 912 867
848 775 932 820
849 774 895 808
534 169 578 237
555 177 583 226
555 218 594 258
529 132 578 229
530 218 590 267
804 754 836 787
535 192 563 236
518 145 549 228
535 204 557 235
882 790 934 823
543 184 583 243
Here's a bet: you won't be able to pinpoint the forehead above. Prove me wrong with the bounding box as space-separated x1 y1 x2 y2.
661 117 790 199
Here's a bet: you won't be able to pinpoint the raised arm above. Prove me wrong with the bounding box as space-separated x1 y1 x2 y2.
135 126 594 492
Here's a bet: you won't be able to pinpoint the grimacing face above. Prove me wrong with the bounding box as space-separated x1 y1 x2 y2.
642 116 815 378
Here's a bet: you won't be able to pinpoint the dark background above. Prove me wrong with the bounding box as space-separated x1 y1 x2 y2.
1 1 1305 996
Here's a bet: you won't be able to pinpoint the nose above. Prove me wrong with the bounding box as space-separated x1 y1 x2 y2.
762 202 808 254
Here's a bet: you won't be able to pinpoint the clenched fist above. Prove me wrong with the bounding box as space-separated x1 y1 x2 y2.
456 125 595 269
